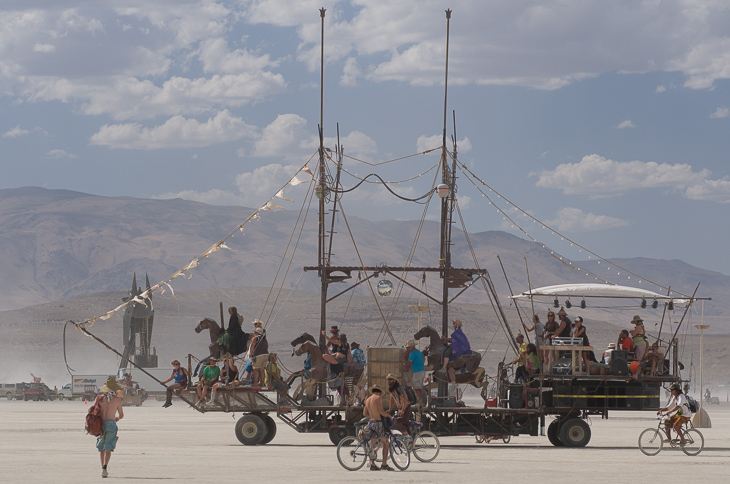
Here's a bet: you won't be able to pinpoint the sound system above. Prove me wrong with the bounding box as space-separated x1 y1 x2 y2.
611 358 629 376
552 357 572 375
508 383 524 409
612 350 628 361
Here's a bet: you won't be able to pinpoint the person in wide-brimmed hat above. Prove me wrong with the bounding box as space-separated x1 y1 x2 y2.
630 315 647 360
96 377 124 478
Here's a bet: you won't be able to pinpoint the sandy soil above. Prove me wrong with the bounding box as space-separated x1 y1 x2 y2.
1 399 728 482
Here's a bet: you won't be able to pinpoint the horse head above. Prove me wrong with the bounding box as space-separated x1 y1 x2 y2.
195 318 215 334
291 332 317 347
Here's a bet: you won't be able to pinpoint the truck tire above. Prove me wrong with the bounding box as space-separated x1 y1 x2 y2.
32 395 39 401
547 420 563 447
559 418 591 447
234 414 267 445
6 392 12 400
260 415 277 445
328 426 350 446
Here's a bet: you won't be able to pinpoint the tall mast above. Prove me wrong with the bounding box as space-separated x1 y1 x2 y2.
439 9 453 339
317 8 328 349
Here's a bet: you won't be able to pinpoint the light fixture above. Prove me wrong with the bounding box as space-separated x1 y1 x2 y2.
436 184 450 198
641 298 647 309
376 280 394 297
668 300 674 311
652 300 658 309
565 300 572 308
580 299 586 309
553 298 560 308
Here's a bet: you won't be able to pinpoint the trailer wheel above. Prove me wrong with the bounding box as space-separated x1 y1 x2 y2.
234 414 267 445
259 415 277 445
32 395 39 401
559 418 591 447
329 427 350 446
547 420 563 447
6 392 12 400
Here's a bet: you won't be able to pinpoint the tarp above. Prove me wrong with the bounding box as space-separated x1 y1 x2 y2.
510 283 689 305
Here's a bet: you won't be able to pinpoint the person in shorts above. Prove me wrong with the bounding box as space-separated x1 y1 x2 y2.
658 383 692 445
405 340 426 405
97 377 124 478
363 384 393 471
249 326 269 385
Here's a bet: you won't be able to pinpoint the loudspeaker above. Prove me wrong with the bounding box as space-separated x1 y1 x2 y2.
612 350 628 361
508 384 524 409
611 358 629 376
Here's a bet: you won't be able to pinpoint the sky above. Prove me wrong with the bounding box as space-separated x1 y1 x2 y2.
1 0 730 279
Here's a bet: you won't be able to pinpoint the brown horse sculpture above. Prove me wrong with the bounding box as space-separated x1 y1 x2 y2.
195 317 223 358
415 325 486 390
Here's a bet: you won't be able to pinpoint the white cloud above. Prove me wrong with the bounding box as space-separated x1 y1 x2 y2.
154 188 245 207
2 126 29 138
33 43 55 53
710 107 729 119
196 38 281 74
684 178 730 203
545 207 628 232
89 110 257 149
340 57 361 86
416 134 472 154
533 154 711 198
655 85 666 93
616 120 635 129
45 149 77 159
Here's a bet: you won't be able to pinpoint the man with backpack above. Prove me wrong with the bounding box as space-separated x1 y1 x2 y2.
386 374 412 436
657 383 692 446
96 377 124 478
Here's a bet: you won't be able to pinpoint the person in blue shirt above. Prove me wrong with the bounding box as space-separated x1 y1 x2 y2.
405 340 426 405
351 342 366 366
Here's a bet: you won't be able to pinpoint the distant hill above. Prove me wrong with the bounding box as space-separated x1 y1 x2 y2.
1 186 728 332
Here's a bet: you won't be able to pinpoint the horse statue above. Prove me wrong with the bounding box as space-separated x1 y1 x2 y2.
195 317 224 358
415 325 486 391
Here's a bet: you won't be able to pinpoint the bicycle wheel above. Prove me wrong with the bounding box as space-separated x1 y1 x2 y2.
389 436 411 470
337 436 367 471
638 428 663 456
412 431 440 462
681 429 704 456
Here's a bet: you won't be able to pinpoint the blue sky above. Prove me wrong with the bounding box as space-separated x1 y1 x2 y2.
2 1 729 277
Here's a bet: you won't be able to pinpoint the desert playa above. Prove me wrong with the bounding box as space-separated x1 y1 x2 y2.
2 400 728 482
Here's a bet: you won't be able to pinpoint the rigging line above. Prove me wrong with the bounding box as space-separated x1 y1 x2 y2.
454 159 691 299
341 147 440 167
454 200 519 355
334 201 396 346
260 179 317 327
337 161 441 184
328 172 433 203
497 254 530 344
375 162 441 345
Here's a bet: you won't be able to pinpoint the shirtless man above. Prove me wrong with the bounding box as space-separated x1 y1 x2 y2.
97 377 124 478
363 385 394 471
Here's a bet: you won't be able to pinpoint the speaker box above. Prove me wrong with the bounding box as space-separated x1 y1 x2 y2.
611 358 629 376
612 350 628 361
508 384 524 409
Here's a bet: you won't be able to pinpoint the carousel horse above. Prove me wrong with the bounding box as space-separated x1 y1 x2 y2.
414 326 446 369
292 340 364 402
195 317 224 358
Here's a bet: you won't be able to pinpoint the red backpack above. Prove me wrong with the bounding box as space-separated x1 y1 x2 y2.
85 394 105 436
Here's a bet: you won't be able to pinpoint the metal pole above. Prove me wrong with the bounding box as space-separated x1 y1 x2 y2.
317 8 328 350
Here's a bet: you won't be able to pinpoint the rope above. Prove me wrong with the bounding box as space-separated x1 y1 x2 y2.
341 147 440 167
338 160 440 184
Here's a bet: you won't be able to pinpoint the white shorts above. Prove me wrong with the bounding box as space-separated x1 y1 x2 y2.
412 371 425 390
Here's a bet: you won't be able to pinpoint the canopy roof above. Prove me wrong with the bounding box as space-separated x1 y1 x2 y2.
511 283 689 305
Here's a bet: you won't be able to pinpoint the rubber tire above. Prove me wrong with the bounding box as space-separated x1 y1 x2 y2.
329 427 350 446
681 429 704 456
389 436 411 470
502 434 511 444
32 395 39 401
412 431 440 462
336 436 367 471
234 414 267 445
559 418 591 447
638 428 663 456
547 420 563 447
259 415 277 445
6 392 12 401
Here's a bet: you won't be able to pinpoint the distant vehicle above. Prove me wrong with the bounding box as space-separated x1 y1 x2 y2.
71 375 114 398
57 383 75 400
22 382 57 401
1 383 22 400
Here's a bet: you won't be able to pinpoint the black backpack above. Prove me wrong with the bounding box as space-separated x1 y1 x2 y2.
402 386 417 405
686 395 699 413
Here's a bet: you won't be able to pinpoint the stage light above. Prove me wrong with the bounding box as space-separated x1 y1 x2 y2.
652 300 658 309
565 300 572 308
641 298 647 309
553 298 559 308
668 300 674 311
580 299 586 309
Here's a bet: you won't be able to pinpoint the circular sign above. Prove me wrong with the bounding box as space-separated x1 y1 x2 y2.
376 279 394 297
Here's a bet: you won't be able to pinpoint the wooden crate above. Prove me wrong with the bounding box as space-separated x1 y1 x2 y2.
367 346 404 392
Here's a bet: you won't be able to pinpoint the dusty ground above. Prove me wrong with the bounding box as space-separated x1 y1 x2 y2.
1 399 728 482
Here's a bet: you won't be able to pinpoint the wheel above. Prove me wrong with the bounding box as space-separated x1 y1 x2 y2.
547 420 563 447
559 418 591 447
681 428 704 456
329 426 349 446
336 436 367 471
6 392 12 401
234 414 267 445
412 431 440 462
638 428 664 456
259 415 277 445
502 434 511 444
389 436 411 470
32 395 39 401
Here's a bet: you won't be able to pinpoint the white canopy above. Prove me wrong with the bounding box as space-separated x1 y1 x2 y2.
510 283 689 305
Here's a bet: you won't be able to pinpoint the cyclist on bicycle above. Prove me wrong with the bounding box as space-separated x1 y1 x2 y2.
657 383 692 446
363 384 394 471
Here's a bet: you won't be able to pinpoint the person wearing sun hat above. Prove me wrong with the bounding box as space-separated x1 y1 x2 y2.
96 377 124 478
405 340 425 405
630 315 648 361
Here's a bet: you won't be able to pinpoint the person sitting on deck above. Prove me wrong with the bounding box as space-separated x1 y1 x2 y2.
161 359 188 408
618 329 635 354
635 342 662 377
209 355 239 405
265 354 289 395
196 357 220 406
507 334 529 383
441 319 472 383
602 343 616 364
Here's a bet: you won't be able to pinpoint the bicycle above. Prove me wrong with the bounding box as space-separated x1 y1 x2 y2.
405 420 440 462
638 415 704 456
336 417 410 471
